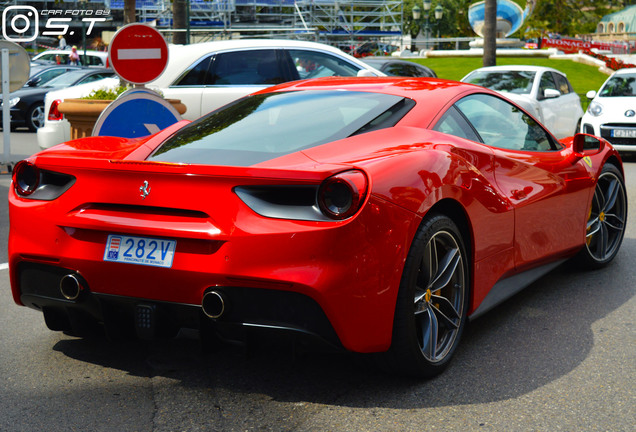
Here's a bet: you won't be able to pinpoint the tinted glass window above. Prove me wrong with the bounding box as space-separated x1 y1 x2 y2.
32 68 68 86
463 70 535 94
289 49 361 79
538 72 558 99
552 72 571 94
149 91 406 166
174 55 212 86
433 106 481 142
45 70 98 87
209 50 283 85
599 73 636 97
455 94 556 151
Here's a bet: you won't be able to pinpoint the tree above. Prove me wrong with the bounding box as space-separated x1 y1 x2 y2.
124 0 136 24
482 0 496 66
173 0 188 45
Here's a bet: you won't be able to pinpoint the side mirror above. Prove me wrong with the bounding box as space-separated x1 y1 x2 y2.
572 133 605 157
586 90 597 100
357 69 377 77
543 88 561 99
26 77 40 87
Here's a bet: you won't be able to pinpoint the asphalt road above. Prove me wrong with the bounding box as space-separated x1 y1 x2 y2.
0 132 634 431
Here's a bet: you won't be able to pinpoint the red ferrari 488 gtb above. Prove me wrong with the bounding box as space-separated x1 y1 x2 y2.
9 77 627 377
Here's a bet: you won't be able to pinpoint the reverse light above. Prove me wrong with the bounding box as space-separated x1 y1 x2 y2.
318 170 368 220
13 160 40 196
48 99 63 121
588 101 603 117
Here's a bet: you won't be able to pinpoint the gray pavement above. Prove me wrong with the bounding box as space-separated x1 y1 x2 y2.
0 135 634 431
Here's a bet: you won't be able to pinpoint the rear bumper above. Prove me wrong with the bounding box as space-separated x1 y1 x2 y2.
18 261 342 347
36 119 70 149
9 190 419 353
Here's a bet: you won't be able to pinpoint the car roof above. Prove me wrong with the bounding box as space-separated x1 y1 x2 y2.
150 39 382 86
255 76 487 121
467 65 563 74
611 67 636 75
33 49 108 58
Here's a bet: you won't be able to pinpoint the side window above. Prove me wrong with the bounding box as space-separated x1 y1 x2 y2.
455 94 557 151
538 72 558 100
174 55 213 86
37 69 67 85
289 49 361 79
209 50 284 85
77 73 112 84
552 73 571 95
433 106 481 142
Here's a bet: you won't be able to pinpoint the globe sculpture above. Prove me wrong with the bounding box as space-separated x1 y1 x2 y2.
468 0 535 38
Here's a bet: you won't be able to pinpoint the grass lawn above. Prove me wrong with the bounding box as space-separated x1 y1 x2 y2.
406 56 610 106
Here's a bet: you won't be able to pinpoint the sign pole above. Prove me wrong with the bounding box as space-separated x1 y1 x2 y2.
2 48 11 165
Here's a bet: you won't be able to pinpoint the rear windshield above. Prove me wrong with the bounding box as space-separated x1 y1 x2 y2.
464 70 536 94
149 90 411 166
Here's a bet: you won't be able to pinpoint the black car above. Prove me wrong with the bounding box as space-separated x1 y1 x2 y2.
362 58 437 78
1 68 114 131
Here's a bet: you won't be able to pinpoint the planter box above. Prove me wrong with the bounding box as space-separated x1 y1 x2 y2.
58 98 187 140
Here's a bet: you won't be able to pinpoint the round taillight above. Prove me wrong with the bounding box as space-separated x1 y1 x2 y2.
13 161 40 196
318 170 367 220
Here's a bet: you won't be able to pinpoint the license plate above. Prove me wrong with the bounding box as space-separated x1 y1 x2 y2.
611 128 636 138
104 235 176 268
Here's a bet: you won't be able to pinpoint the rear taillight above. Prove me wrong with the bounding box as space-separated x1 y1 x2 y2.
12 160 75 200
48 99 63 121
318 170 368 220
13 160 40 196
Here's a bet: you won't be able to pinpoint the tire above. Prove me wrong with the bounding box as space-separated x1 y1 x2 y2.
27 103 45 131
384 214 469 378
575 164 627 269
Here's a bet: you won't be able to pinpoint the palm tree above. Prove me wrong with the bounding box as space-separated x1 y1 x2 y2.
483 0 496 66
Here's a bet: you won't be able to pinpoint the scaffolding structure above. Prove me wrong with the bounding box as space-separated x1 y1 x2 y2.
109 0 403 47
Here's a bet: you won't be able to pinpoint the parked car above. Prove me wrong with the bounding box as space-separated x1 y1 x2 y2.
362 58 436 77
32 49 109 67
38 77 120 147
146 39 384 121
581 67 636 154
10 77 626 378
38 39 384 149
1 68 114 131
352 41 399 57
461 65 583 139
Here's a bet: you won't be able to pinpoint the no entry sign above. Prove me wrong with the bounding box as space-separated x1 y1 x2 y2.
108 24 168 84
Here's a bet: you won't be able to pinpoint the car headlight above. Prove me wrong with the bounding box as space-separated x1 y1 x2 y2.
588 101 603 117
0 97 20 108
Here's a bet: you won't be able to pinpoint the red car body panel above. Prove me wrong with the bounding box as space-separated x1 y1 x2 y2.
8 77 623 353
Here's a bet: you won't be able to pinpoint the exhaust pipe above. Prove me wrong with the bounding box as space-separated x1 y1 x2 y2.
59 274 84 301
202 290 227 319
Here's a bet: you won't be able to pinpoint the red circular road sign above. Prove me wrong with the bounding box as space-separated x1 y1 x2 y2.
108 23 168 84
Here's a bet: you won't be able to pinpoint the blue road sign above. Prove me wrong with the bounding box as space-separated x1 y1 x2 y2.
93 89 183 138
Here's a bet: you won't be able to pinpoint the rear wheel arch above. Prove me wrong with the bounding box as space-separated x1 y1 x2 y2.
425 198 474 267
